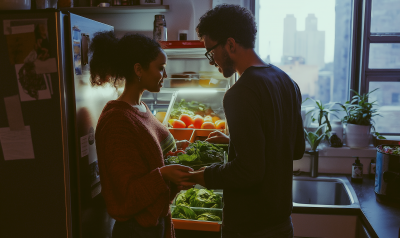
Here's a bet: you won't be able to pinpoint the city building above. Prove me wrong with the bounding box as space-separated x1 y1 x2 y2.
282 13 325 68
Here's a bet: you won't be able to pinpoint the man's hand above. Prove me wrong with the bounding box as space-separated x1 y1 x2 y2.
205 130 230 144
160 165 196 187
189 170 206 187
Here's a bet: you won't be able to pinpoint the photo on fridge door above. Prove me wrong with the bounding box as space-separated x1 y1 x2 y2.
4 19 57 101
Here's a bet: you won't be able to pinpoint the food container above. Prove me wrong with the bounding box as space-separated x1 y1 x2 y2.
163 91 226 129
169 73 199 88
375 145 400 203
171 206 222 232
165 72 228 88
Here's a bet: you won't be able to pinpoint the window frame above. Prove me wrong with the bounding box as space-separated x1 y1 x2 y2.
253 0 399 134
358 0 400 135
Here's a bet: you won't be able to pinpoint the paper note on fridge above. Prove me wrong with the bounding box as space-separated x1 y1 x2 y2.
0 126 35 161
81 135 89 158
34 58 57 74
11 24 35 34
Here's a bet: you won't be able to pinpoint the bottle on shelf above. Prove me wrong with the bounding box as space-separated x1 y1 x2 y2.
369 159 376 179
351 156 363 183
153 15 167 41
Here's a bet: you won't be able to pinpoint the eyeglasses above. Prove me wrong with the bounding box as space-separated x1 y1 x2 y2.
205 42 221 65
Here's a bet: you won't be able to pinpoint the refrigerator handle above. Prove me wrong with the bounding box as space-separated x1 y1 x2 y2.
81 33 90 66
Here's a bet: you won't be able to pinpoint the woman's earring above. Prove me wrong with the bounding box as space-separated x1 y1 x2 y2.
138 76 141 83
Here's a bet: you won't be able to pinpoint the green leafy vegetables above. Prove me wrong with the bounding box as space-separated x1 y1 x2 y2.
164 141 224 169
175 188 222 208
170 99 214 119
171 188 222 221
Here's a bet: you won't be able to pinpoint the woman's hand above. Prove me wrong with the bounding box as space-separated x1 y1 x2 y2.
175 140 190 150
205 131 229 144
160 165 196 187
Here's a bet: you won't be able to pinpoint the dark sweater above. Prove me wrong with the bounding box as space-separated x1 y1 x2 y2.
204 65 305 233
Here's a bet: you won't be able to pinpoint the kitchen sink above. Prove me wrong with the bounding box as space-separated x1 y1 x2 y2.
293 176 358 207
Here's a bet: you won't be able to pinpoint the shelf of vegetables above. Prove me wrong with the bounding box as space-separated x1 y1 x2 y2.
166 98 226 130
171 188 223 232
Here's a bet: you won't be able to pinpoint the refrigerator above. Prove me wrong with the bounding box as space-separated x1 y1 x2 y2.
0 10 116 238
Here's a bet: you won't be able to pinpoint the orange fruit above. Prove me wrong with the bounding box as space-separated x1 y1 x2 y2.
204 116 213 122
201 122 216 129
212 116 220 123
193 117 204 129
215 120 226 129
172 120 186 128
188 124 195 128
179 114 194 128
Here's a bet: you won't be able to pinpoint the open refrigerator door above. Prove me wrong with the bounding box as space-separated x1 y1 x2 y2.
159 46 235 232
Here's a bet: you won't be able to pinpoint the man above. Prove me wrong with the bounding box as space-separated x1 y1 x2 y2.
189 4 305 238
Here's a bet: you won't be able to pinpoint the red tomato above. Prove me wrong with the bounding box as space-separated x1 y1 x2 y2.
166 151 174 156
188 124 195 128
172 120 186 128
193 117 204 129
179 114 194 128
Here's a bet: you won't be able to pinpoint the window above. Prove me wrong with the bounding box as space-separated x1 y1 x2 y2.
361 0 400 134
368 82 400 133
256 0 353 105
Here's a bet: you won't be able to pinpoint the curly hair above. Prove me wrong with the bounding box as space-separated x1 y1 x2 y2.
89 31 162 88
196 4 257 49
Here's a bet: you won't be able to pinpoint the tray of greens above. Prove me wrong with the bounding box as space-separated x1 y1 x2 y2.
164 141 226 170
173 188 223 208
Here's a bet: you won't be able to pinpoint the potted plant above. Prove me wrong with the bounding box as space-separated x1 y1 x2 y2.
340 89 383 148
303 98 340 141
304 125 328 177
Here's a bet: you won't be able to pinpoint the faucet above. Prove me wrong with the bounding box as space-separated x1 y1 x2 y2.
304 150 319 178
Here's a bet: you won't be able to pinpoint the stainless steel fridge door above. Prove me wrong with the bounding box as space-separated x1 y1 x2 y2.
66 13 117 238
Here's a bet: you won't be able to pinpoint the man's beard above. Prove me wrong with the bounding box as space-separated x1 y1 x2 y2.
220 48 236 78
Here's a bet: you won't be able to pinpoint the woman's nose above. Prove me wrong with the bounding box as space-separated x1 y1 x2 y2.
163 69 167 78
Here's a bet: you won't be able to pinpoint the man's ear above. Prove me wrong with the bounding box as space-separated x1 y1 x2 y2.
134 63 142 77
225 37 237 53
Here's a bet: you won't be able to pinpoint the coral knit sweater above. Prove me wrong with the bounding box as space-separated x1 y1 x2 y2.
95 100 178 238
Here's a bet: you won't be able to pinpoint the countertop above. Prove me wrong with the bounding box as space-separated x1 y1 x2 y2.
346 175 400 238
175 174 400 238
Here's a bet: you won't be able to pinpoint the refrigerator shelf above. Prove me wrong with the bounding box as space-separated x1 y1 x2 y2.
60 5 169 14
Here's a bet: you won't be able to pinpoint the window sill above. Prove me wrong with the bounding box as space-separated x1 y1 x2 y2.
305 145 377 158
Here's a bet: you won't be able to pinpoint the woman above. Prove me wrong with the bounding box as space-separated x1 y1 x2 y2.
90 31 195 238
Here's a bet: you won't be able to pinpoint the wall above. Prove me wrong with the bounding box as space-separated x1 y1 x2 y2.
294 146 377 175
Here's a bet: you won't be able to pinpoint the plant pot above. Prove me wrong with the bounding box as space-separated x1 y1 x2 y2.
345 124 371 148
304 150 319 178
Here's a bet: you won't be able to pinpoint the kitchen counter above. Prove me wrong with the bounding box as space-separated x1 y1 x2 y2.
347 175 400 238
176 174 400 238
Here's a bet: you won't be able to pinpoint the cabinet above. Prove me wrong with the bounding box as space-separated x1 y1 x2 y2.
292 214 358 238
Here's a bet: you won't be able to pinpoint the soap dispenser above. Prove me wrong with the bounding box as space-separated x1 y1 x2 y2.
351 157 363 183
